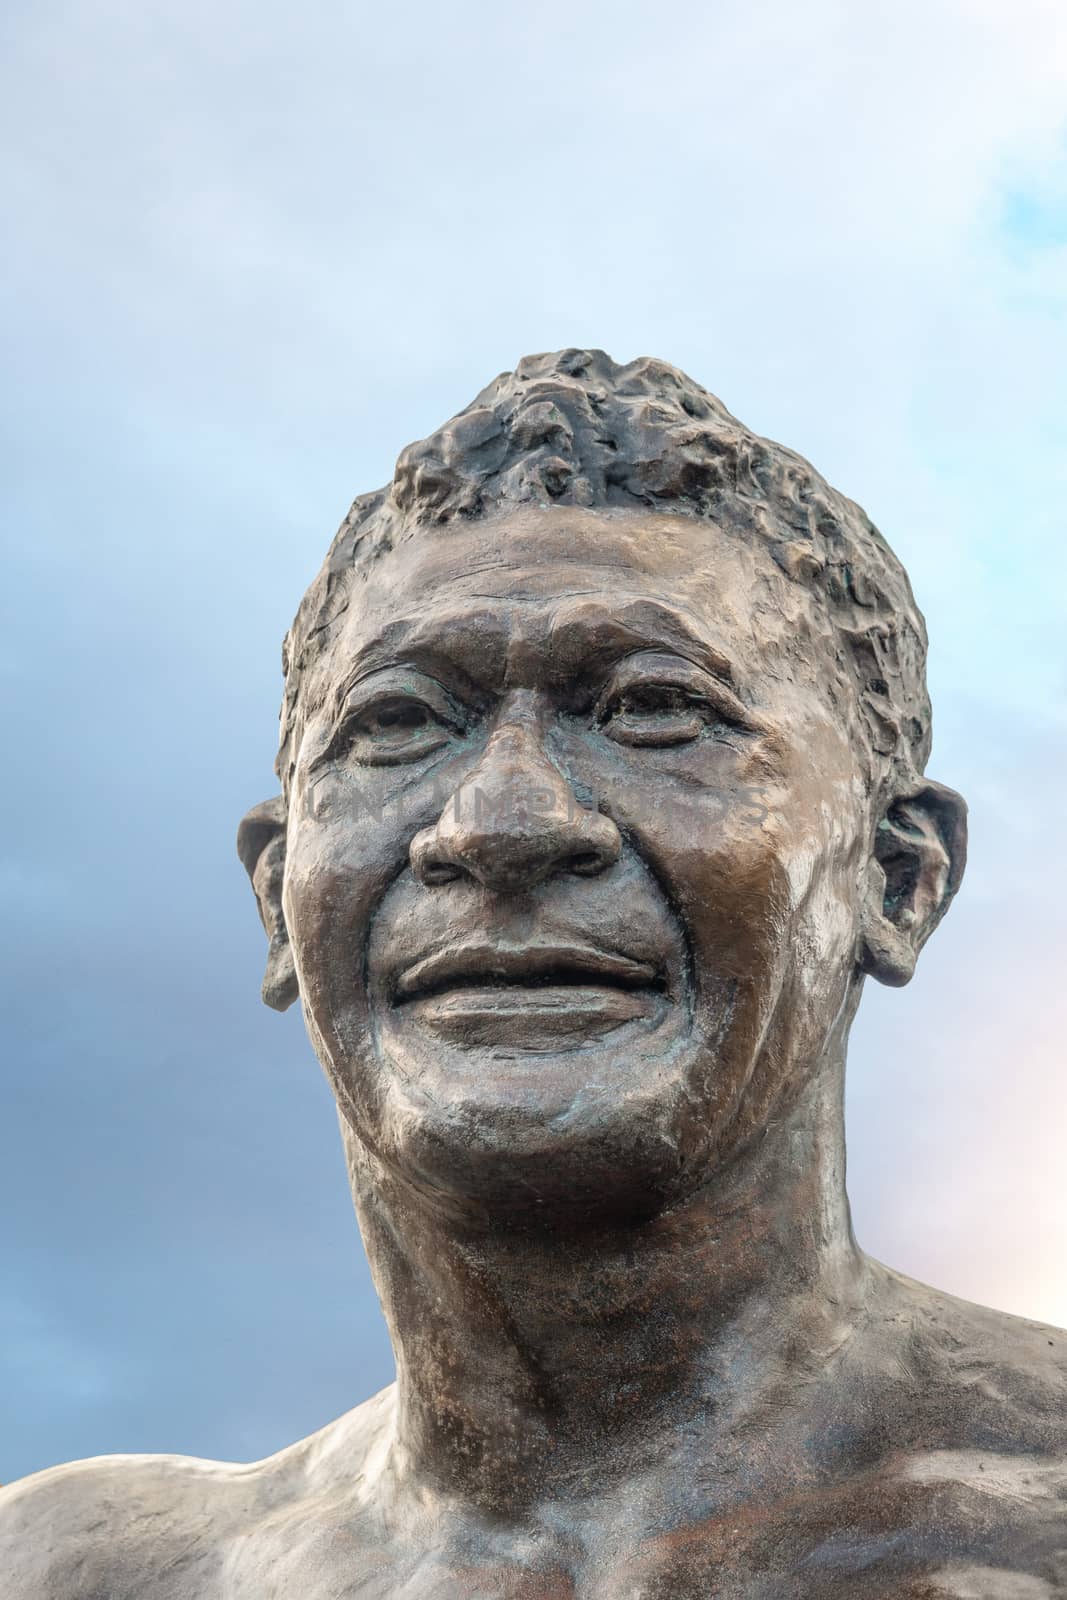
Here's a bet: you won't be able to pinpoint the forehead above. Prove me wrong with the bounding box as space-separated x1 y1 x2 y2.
326 506 819 691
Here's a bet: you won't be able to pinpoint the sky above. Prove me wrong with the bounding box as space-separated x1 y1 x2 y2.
1 0 1066 1484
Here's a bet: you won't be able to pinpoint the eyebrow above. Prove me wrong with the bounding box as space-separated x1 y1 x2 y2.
333 597 739 702
548 599 738 689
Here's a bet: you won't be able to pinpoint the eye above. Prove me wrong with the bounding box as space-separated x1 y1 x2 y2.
324 685 461 766
598 679 741 748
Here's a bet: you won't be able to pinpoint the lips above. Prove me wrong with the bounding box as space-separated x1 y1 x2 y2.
391 942 667 1048
395 942 661 1002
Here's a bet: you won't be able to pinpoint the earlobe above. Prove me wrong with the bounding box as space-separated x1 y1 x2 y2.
261 926 299 1013
237 796 300 1013
859 780 967 988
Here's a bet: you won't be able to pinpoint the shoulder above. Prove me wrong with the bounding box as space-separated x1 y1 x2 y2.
0 1451 257 1599
869 1260 1067 1458
0 1387 397 1599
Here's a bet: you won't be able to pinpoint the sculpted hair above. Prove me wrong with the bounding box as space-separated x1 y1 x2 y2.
276 349 931 798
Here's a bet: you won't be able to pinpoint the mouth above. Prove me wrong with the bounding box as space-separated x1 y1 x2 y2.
391 942 669 1048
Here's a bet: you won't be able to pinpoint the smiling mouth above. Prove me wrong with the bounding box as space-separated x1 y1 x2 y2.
391 943 669 1047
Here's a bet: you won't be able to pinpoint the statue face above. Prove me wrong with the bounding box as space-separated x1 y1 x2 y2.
281 506 870 1220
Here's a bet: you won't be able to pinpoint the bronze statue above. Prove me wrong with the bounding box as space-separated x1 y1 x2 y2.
4 351 1065 1596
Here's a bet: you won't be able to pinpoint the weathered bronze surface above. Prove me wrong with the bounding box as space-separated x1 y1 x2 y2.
5 351 1066 1597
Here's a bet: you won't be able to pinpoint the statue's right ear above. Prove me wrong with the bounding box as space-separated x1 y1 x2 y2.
236 797 300 1013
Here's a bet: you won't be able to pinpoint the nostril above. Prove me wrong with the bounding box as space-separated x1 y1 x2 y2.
568 851 607 877
420 859 464 887
410 824 467 887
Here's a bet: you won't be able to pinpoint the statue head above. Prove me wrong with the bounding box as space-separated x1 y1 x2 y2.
238 350 966 1228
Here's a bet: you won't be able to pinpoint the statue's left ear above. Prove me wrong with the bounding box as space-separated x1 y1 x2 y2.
859 780 968 987
236 796 300 1012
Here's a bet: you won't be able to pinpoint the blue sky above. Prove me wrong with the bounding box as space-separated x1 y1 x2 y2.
2 0 1066 1483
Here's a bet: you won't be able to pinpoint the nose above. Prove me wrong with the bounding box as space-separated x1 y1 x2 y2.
410 718 621 894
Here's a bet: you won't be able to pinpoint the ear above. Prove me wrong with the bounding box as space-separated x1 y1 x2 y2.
236 796 300 1013
859 780 967 987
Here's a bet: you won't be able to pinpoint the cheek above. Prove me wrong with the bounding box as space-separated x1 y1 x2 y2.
282 795 416 1130
599 761 862 1036
599 769 797 975
281 775 408 1028
791 834 863 970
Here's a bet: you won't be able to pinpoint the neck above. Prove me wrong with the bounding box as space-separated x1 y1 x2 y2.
340 1043 866 1511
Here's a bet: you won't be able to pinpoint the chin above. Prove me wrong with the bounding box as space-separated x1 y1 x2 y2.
338 1023 754 1228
